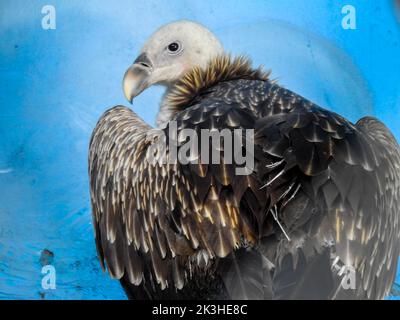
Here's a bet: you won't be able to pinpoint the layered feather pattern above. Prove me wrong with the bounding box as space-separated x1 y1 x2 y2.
89 56 400 299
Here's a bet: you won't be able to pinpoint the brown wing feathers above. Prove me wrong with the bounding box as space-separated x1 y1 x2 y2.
89 105 257 291
89 56 400 299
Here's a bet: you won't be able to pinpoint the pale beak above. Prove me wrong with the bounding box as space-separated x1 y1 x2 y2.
122 53 153 103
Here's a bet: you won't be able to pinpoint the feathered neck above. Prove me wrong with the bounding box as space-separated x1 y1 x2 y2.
157 55 270 125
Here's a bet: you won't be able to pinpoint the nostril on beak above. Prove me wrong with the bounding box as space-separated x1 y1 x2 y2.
133 53 153 70
139 62 150 68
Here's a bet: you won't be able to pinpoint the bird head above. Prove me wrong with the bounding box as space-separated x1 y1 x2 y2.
123 20 224 103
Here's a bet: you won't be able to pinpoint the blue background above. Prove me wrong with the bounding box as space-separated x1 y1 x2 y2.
0 0 399 299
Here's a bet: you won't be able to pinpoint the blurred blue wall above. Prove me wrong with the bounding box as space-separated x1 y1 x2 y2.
0 0 399 299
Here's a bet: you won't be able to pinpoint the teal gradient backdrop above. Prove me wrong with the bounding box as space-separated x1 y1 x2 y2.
0 0 399 299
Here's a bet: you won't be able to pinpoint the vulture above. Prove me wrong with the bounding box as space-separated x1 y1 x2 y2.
89 20 400 299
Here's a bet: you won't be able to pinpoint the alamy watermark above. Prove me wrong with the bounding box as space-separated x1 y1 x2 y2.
41 5 56 30
342 5 357 30
40 249 56 290
332 256 356 293
146 121 255 175
41 265 56 290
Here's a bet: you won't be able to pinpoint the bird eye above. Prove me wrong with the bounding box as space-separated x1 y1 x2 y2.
167 42 181 54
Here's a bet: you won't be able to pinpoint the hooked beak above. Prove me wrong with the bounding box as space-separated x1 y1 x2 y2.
122 53 153 103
